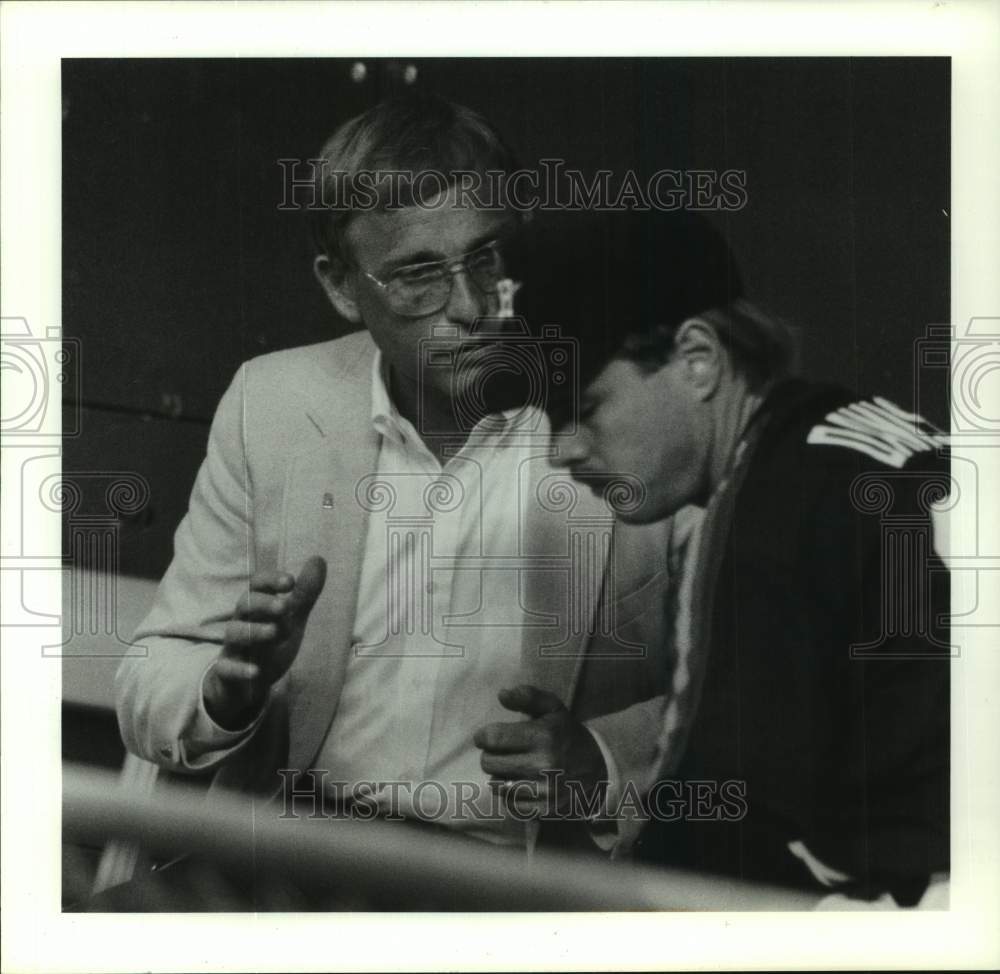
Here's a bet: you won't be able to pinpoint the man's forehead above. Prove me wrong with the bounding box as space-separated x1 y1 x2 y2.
346 191 511 267
583 356 639 398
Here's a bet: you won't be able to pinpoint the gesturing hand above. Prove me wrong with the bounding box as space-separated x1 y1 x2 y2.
204 556 327 730
472 684 608 816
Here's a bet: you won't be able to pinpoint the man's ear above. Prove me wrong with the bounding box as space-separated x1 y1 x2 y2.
313 254 362 325
673 318 724 400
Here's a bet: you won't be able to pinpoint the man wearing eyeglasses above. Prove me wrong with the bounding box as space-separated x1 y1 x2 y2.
115 93 672 861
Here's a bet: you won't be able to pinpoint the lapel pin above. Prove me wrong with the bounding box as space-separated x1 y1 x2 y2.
322 492 334 509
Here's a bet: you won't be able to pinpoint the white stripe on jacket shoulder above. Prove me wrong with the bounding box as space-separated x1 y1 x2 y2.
806 396 949 468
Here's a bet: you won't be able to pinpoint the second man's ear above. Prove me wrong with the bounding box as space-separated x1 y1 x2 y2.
313 254 362 325
673 318 724 399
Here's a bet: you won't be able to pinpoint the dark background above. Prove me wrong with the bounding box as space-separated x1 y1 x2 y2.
62 57 950 581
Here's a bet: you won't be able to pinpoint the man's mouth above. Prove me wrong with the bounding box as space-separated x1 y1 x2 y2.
568 468 608 491
454 341 502 367
458 340 497 359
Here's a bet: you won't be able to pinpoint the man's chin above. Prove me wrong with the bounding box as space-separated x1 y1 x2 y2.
611 504 659 525
453 368 534 417
577 479 671 524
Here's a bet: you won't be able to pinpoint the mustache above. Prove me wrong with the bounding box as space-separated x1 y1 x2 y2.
454 340 502 359
566 468 611 488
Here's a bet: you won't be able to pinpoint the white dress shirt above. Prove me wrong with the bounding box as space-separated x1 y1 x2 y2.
186 350 616 845
318 351 554 844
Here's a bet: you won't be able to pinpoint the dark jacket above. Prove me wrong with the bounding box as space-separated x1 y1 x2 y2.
634 380 951 905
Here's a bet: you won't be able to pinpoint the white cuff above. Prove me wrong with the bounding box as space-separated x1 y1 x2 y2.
176 663 268 769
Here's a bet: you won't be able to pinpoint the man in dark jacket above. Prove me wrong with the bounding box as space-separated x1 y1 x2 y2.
542 211 950 905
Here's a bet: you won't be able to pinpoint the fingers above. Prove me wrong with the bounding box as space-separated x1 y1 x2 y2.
473 691 568 772
489 775 605 819
472 719 537 754
234 557 328 623
224 618 278 649
480 750 549 778
248 569 295 594
488 777 548 801
286 556 328 615
211 656 260 682
204 655 267 728
489 777 555 798
220 557 327 690
489 777 561 818
497 684 566 718
234 590 289 621
475 720 558 776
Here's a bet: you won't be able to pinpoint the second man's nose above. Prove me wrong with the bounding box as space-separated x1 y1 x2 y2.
444 268 487 326
549 428 590 468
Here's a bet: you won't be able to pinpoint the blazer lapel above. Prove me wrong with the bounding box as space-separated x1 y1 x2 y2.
518 457 673 714
282 337 379 773
517 462 611 704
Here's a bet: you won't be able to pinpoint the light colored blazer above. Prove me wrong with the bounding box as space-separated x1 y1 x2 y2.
116 331 674 821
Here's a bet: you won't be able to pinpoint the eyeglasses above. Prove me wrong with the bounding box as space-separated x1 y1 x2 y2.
361 239 506 318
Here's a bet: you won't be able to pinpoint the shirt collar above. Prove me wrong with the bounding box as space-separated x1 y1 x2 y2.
370 349 406 444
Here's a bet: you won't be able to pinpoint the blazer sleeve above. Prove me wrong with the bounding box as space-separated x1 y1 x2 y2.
115 363 268 772
578 508 701 851
586 697 666 802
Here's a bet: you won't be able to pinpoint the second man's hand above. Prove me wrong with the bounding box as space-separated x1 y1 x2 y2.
204 555 328 730
472 684 608 816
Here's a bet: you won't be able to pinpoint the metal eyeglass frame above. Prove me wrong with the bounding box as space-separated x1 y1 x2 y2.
361 239 504 317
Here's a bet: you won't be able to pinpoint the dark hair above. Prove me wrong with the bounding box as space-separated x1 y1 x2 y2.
622 297 797 388
310 92 522 263
518 209 796 412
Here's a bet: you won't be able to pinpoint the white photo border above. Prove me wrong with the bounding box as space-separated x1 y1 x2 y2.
2 1 999 971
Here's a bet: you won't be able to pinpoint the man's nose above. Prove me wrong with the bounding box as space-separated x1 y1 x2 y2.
550 427 590 469
444 268 487 326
